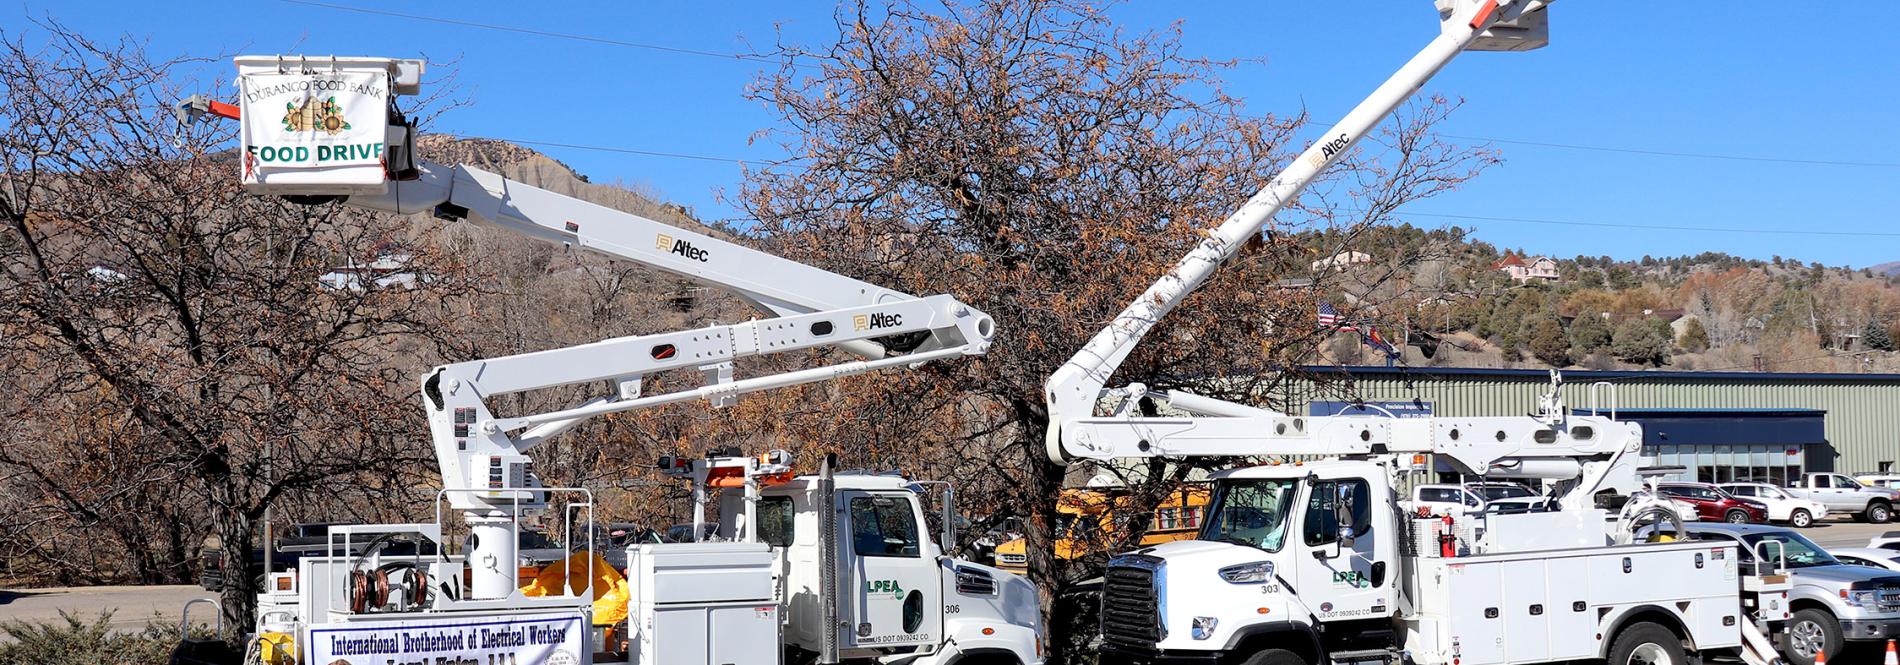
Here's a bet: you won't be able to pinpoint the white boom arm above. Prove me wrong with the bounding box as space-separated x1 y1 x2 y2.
1066 383 1645 509
1043 0 1551 463
365 159 993 512
206 56 996 519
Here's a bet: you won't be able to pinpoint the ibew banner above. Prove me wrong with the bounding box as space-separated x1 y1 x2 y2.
239 70 388 176
305 612 585 665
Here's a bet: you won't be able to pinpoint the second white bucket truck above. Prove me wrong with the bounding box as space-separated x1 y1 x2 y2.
183 53 1039 665
1039 2 1788 664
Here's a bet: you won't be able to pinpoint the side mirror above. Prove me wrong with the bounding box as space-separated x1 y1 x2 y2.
940 486 957 556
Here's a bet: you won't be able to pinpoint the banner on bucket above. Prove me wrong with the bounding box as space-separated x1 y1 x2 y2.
238 69 389 188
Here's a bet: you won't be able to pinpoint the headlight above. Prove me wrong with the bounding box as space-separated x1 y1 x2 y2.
1843 589 1879 608
1218 561 1275 584
1191 616 1220 640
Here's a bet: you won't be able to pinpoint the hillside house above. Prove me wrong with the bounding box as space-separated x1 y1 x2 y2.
1496 254 1559 282
1310 251 1372 271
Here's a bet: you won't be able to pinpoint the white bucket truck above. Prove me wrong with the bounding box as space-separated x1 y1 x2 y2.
183 53 1038 664
1036 2 1790 664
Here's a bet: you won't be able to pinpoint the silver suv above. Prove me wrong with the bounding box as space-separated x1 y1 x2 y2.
1684 523 1900 665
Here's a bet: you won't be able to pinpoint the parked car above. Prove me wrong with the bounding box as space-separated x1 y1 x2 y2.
1409 481 1551 516
664 522 720 543
1856 474 1900 489
1675 523 1900 665
1619 488 1703 522
200 522 438 591
1786 472 1898 523
1831 547 1900 573
1658 481 1770 524
1719 482 1830 527
1871 532 1900 551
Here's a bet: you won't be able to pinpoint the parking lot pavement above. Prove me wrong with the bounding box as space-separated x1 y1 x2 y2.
1796 517 1896 549
0 584 210 638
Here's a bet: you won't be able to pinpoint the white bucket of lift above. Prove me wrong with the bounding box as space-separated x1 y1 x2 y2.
233 56 422 196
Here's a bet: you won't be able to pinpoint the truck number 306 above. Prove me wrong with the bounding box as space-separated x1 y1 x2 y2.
945 605 960 614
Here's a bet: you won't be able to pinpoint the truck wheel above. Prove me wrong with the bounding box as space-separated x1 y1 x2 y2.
1790 509 1814 528
1869 502 1894 524
1783 608 1843 665
1237 648 1307 665
1608 621 1685 665
1724 509 1751 524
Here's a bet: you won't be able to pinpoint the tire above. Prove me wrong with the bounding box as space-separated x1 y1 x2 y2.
1782 608 1844 665
1608 621 1686 665
1725 509 1751 524
1869 502 1894 524
1236 648 1307 665
1790 509 1814 528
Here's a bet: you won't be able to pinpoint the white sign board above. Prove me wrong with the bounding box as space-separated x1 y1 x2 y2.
305 612 587 665
238 69 391 193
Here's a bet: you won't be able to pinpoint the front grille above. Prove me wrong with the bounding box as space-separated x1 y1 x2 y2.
997 553 1027 566
1101 555 1164 649
1879 587 1900 613
956 566 997 596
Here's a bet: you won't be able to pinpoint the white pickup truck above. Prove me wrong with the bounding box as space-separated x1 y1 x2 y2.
1786 472 1899 523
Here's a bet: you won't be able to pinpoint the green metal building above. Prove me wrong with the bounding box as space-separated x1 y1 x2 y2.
1279 366 1900 481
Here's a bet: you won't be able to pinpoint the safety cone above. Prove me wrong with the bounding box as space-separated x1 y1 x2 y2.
1814 641 1826 665
1884 638 1897 665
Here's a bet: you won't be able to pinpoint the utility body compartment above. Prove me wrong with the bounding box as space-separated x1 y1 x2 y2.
1404 541 1744 665
626 542 780 665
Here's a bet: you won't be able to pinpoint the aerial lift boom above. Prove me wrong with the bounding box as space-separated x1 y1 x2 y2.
184 55 996 602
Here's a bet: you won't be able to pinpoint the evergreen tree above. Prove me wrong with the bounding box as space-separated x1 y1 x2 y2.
1613 318 1670 366
1569 315 1613 354
1528 319 1571 367
1866 318 1895 352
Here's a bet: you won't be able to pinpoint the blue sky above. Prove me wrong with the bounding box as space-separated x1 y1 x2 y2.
10 2 1899 268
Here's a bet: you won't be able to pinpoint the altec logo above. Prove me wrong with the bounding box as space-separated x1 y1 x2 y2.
655 234 710 262
1304 132 1352 168
853 312 903 331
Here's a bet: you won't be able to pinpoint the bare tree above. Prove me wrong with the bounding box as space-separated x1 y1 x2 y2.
0 24 476 639
736 1 1491 658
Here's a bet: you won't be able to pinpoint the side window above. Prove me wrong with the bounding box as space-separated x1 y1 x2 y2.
1813 475 1833 489
1726 486 1753 497
1462 491 1482 507
850 495 920 558
1833 475 1861 488
757 496 795 547
1418 488 1453 503
1304 479 1373 546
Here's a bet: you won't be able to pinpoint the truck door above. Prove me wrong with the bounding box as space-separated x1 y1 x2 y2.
842 490 942 650
1293 478 1389 620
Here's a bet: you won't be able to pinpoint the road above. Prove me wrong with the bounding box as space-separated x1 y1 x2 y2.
1792 517 1893 549
0 584 210 638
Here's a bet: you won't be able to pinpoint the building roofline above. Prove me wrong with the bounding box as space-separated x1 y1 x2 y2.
1299 365 1900 383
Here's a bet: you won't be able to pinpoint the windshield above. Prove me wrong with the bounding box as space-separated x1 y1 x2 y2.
1740 531 1839 568
1200 479 1298 552
1475 485 1534 500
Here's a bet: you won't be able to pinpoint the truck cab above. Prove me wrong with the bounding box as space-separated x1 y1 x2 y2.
1100 460 1397 663
712 473 1044 665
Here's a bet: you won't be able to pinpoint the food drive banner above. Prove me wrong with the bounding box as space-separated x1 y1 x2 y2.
306 612 586 665
238 70 388 183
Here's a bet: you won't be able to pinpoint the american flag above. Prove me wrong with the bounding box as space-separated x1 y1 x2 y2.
1317 302 1357 332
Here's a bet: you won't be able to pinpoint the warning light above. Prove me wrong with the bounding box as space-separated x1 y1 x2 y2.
982 627 995 636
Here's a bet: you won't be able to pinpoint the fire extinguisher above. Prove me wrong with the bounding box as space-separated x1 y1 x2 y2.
1438 514 1457 558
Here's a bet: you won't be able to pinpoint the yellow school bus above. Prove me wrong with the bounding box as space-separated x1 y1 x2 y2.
992 484 1209 574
